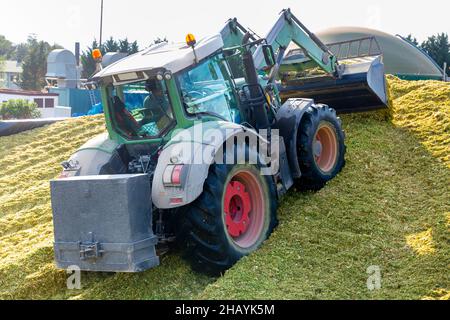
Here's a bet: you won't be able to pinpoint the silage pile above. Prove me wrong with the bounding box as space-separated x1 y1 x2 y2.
0 77 449 299
387 75 450 167
0 116 105 299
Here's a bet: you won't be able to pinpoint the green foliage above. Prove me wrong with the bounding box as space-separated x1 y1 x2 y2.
0 35 15 59
404 33 450 76
405 34 419 46
0 99 41 120
80 39 101 80
19 36 62 91
80 37 166 79
421 33 450 76
81 38 139 79
14 43 29 63
0 35 33 62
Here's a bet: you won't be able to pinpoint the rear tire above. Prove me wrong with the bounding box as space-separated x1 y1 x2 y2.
178 145 278 275
297 104 346 191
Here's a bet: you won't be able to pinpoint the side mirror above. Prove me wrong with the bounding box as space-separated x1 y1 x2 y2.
262 45 276 68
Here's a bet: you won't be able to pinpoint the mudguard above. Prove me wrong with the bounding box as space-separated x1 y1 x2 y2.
152 121 270 209
61 133 120 177
275 98 315 179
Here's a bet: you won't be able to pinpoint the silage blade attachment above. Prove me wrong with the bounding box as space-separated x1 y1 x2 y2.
279 37 388 113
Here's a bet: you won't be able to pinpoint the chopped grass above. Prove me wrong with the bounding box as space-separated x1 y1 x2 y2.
406 229 436 256
0 78 448 300
387 75 450 167
200 111 449 300
0 115 212 300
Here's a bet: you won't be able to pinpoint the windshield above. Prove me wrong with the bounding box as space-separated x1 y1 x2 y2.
108 79 175 139
177 54 240 122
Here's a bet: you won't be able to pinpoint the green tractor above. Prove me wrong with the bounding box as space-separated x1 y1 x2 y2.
50 9 386 274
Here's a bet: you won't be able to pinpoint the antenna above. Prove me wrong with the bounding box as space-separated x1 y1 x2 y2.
99 0 104 46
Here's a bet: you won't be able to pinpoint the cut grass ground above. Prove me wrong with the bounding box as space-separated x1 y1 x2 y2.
387 75 450 167
201 111 449 299
0 78 448 300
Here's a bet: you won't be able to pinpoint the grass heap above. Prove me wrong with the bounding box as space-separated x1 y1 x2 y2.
0 77 448 300
0 116 104 299
387 75 450 167
0 116 212 300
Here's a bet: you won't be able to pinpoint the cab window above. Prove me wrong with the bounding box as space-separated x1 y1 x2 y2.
109 79 175 139
177 54 240 122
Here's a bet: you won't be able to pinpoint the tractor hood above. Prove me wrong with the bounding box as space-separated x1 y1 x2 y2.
92 34 224 82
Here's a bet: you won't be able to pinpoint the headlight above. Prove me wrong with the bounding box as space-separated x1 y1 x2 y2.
164 72 172 80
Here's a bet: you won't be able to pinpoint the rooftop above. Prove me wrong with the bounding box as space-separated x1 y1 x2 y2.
93 34 224 81
1 61 23 74
0 88 58 97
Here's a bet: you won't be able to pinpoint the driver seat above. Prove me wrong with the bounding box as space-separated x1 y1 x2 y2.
111 96 141 137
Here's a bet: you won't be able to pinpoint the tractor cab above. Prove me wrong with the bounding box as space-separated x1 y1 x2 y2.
91 34 247 144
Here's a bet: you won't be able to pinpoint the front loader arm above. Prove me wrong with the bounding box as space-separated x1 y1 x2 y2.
253 9 339 76
220 18 255 48
221 9 340 77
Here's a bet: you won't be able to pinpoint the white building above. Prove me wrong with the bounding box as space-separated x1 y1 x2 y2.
0 88 71 118
0 61 22 89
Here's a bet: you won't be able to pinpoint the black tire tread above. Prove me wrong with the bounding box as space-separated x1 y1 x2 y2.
297 104 346 191
178 148 278 275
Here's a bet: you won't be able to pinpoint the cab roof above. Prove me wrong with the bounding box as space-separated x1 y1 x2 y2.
93 34 224 81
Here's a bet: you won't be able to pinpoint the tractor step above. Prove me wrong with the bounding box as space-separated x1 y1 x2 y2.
50 174 159 273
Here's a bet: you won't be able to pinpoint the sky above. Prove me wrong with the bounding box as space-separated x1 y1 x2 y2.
0 0 448 52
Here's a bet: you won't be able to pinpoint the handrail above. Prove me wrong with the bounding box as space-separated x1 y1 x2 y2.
325 36 382 60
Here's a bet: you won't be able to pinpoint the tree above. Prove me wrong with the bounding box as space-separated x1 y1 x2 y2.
130 41 139 54
81 37 140 79
80 40 102 79
104 37 120 53
19 36 61 90
0 35 31 63
0 35 14 59
421 33 450 76
14 43 29 63
405 34 419 47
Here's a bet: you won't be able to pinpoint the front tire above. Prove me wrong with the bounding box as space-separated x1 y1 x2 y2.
297 104 346 191
178 146 278 275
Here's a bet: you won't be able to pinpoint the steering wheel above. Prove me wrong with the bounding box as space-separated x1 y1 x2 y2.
187 87 216 98
186 91 206 100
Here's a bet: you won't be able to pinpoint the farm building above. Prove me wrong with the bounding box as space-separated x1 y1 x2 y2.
0 88 71 118
316 27 447 81
0 61 22 89
0 88 59 108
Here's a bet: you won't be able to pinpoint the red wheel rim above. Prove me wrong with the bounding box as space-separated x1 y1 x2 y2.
224 170 265 249
313 123 338 173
